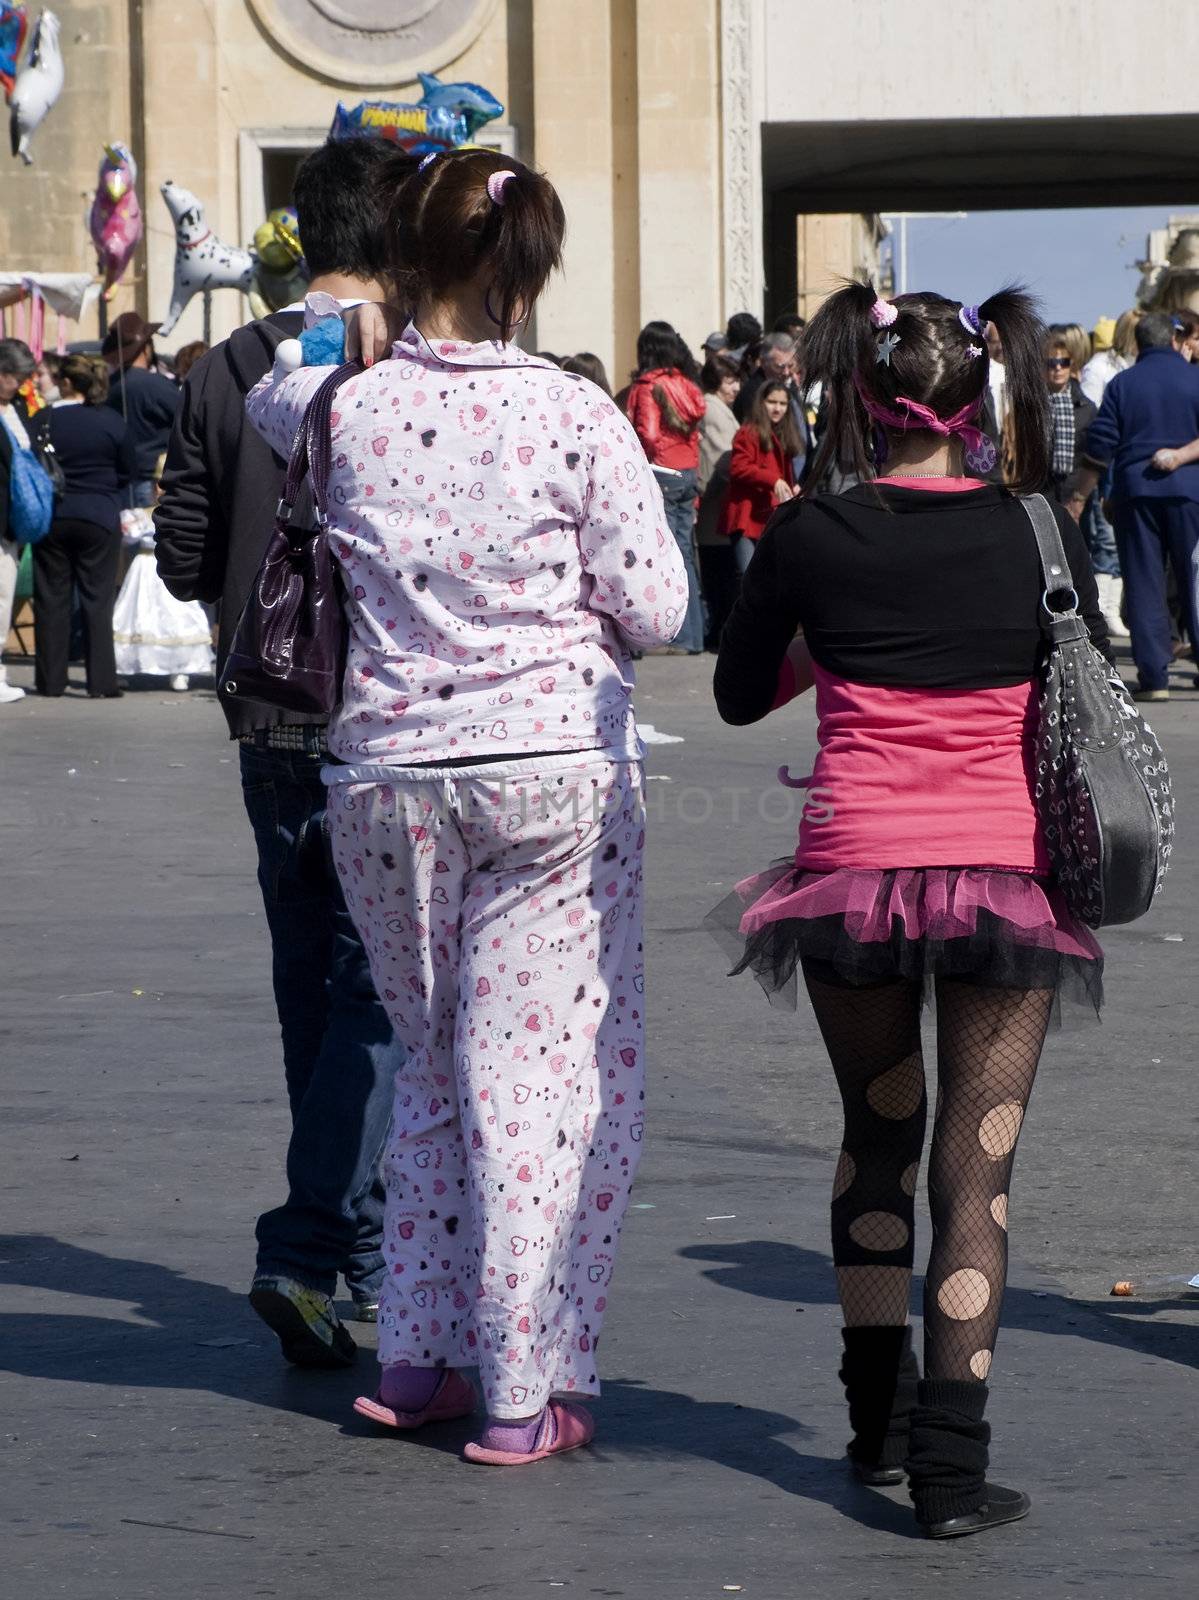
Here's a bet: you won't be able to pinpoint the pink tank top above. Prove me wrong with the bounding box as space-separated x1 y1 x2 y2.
796 665 1048 872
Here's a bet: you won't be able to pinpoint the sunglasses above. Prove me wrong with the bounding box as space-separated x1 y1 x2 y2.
1045 357 1072 370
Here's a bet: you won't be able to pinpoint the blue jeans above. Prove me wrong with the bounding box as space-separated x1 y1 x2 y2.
1113 498 1199 690
1083 490 1120 577
239 743 399 1300
655 468 705 652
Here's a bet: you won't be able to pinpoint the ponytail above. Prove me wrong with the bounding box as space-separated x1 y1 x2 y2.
977 286 1048 494
801 278 1048 495
799 278 879 491
383 148 565 339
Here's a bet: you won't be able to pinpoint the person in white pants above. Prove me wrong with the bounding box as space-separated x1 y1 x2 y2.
246 145 688 1466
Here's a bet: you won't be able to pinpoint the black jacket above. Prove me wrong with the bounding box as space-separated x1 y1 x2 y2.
47 403 134 533
107 365 183 480
154 311 305 736
1044 378 1096 503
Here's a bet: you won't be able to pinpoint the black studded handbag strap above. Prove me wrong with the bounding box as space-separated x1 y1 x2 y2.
1019 492 1091 646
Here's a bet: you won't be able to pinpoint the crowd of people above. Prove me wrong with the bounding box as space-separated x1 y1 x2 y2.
5 130 1194 1538
532 301 1199 689
0 319 212 706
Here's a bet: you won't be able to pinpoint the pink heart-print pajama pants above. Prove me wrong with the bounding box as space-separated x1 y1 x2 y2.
325 753 646 1418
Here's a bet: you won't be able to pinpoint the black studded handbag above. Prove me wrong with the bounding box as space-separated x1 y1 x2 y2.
1021 493 1173 928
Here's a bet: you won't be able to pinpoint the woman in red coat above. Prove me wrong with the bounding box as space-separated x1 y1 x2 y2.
721 381 803 571
625 321 707 652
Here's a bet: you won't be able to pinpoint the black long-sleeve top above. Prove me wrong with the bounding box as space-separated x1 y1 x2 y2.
714 483 1111 725
47 402 135 535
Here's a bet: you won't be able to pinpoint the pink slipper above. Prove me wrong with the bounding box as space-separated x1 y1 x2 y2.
352 1369 476 1430
463 1399 595 1466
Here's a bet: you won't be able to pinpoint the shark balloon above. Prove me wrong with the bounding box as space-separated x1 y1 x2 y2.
89 142 142 300
9 7 62 165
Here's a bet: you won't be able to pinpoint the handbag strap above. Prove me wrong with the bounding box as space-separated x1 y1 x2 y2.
277 359 363 530
1018 492 1092 646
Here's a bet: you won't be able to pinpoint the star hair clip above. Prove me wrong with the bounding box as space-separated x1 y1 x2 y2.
876 331 902 366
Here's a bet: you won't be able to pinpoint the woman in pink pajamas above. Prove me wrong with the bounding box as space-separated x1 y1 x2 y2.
246 148 687 1465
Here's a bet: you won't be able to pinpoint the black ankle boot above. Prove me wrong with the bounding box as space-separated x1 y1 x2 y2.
907 1378 1031 1538
839 1325 919 1486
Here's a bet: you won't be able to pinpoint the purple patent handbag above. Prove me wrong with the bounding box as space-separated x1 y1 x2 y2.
219 360 360 717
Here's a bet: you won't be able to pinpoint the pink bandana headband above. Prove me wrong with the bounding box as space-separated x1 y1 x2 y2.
853 375 997 475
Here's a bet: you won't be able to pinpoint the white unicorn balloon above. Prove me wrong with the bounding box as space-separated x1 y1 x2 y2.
9 10 64 167
159 179 254 334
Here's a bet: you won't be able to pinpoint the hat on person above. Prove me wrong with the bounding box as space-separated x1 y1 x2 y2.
101 310 162 368
1092 316 1117 353
702 331 728 352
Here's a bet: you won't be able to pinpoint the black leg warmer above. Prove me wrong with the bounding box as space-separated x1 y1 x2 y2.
840 1325 920 1470
906 1378 990 1524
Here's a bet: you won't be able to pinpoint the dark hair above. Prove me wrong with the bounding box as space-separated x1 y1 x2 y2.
700 351 740 392
534 351 563 367
293 137 404 280
561 351 611 395
726 311 762 348
1136 312 1177 352
738 336 763 381
173 340 208 383
382 148 564 340
749 379 804 459
635 320 682 375
801 280 1049 495
1171 308 1199 341
772 311 806 337
60 353 109 404
0 337 35 380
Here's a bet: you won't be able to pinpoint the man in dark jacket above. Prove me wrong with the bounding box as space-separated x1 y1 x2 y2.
103 313 181 506
1072 311 1199 701
155 137 406 1367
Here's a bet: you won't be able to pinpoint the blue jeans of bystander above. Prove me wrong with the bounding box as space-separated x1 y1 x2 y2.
239 742 398 1302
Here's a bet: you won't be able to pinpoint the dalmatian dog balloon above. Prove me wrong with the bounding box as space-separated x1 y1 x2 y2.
159 179 254 334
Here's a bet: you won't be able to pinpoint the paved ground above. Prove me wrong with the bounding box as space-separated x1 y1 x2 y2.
1 652 1196 1600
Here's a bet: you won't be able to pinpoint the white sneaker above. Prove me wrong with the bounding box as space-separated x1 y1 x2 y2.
169 674 189 692
0 683 26 703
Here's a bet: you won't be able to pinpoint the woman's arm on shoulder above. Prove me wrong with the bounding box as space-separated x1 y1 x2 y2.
713 505 807 723
578 402 688 648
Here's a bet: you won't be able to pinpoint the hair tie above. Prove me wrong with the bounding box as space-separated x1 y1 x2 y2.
959 304 983 336
869 297 898 328
486 169 517 205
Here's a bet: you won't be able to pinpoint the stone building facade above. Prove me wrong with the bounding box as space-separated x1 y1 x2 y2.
0 0 881 378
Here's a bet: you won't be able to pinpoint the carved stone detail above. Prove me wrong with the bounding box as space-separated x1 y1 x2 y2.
720 0 764 320
248 0 499 87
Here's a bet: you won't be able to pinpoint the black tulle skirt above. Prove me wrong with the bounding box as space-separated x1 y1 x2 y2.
706 860 1104 1017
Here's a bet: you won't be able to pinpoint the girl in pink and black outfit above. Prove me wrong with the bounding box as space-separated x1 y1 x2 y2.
713 285 1109 1538
247 149 687 1466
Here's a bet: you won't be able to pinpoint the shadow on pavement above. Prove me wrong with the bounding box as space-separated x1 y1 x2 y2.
679 1238 1199 1373
0 1232 922 1532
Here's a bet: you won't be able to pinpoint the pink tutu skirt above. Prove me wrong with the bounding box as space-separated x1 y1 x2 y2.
706 861 1103 1016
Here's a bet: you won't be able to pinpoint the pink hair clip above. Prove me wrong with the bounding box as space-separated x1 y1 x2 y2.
966 343 984 359
869 297 898 328
486 169 517 205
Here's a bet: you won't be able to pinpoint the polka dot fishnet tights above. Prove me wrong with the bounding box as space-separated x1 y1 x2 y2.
804 968 1054 1383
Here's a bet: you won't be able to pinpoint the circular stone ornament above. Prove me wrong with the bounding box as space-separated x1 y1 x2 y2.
248 0 499 87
